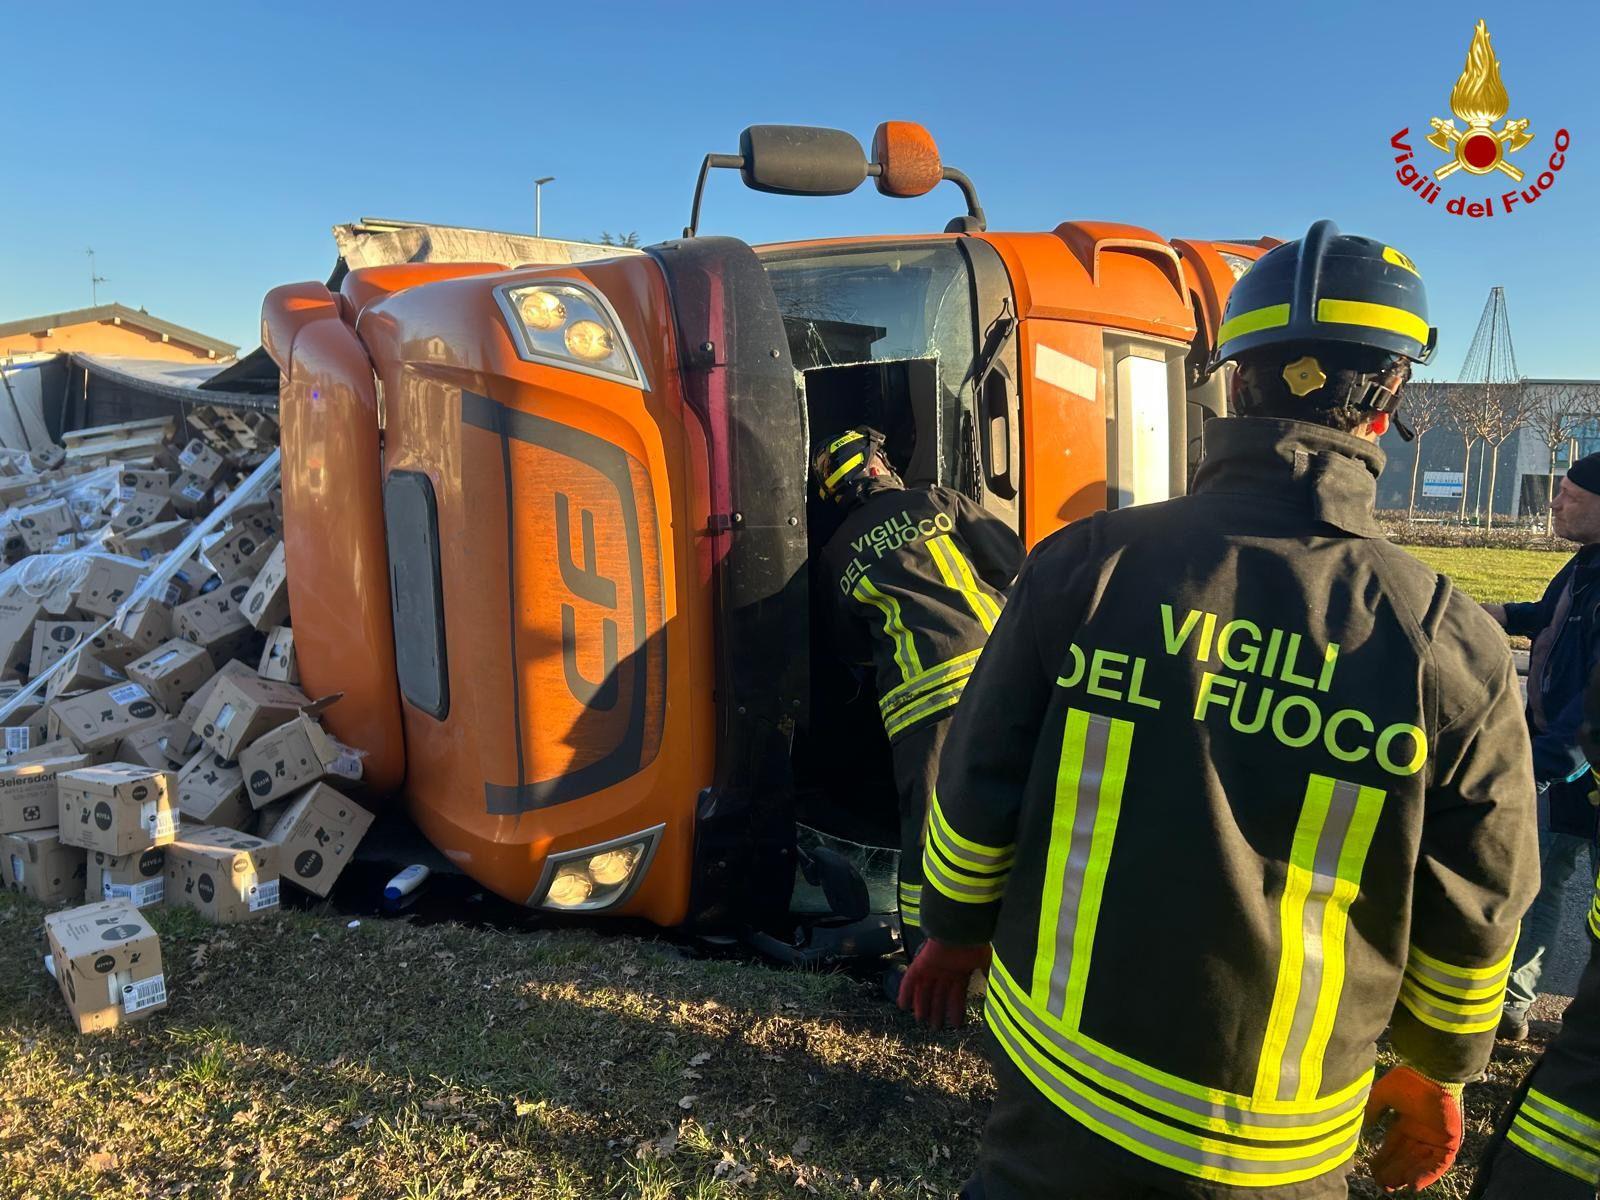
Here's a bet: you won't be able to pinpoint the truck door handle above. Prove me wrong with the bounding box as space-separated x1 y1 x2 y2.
981 367 1018 500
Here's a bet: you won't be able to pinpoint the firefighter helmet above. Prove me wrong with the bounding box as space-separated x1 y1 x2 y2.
813 426 889 502
1211 220 1437 371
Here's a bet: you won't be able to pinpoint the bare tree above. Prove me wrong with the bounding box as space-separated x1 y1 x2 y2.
1399 380 1450 519
1475 379 1540 529
1443 385 1483 521
1530 382 1600 533
598 231 642 248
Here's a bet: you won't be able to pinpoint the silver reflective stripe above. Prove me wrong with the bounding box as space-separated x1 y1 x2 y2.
923 848 1000 902
1522 1092 1600 1151
1045 713 1112 1014
1403 955 1501 997
989 967 1367 1135
1510 1115 1600 1184
986 995 1361 1179
1273 780 1363 1101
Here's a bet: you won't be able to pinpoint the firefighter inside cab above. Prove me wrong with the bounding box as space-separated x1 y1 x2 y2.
900 222 1540 1198
812 427 1023 961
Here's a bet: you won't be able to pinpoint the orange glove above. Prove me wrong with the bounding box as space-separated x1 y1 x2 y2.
897 938 991 1030
1362 1064 1464 1193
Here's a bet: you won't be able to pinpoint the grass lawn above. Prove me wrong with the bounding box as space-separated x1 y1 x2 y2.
1401 545 1569 606
0 892 1548 1199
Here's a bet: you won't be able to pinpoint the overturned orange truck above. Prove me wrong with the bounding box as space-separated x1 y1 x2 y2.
262 123 1272 933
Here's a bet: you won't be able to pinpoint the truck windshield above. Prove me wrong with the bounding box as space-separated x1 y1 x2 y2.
756 241 978 489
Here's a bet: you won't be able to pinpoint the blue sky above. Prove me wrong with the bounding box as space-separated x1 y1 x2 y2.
3 1 1595 378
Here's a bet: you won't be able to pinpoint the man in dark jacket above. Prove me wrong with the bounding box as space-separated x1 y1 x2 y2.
1485 455 1600 1041
901 223 1539 1198
812 427 1023 956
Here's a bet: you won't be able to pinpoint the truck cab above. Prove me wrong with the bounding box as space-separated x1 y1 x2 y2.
261 123 1270 933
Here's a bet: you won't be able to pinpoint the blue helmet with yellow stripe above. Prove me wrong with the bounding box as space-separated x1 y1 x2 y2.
1211 221 1436 371
813 426 890 503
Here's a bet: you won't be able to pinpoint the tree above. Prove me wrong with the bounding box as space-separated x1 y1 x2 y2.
1443 385 1483 522
598 231 641 248
1474 379 1539 529
1399 380 1450 519
1530 382 1599 533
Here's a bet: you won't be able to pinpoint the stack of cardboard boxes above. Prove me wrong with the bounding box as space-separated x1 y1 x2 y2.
0 410 375 1033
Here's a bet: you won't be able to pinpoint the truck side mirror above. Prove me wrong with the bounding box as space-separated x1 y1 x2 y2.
739 125 868 196
871 121 942 197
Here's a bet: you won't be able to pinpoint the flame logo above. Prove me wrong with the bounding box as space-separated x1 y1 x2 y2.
1427 20 1532 181
1450 20 1509 126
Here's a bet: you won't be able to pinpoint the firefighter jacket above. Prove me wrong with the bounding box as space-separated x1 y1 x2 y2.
921 417 1539 1193
819 481 1023 743
1474 869 1600 1198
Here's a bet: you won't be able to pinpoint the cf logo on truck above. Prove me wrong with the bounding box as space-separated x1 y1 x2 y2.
462 391 666 814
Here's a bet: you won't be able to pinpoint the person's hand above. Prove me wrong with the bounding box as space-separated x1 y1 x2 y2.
897 938 990 1030
1362 1064 1464 1192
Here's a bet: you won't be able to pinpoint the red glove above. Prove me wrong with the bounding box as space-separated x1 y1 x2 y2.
1363 1064 1464 1193
897 938 991 1030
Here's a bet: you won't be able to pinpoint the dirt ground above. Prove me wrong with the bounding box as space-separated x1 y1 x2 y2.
0 891 1559 1200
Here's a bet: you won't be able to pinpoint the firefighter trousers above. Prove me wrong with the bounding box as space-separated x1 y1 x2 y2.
1471 942 1600 1199
960 1042 1353 1200
891 716 950 961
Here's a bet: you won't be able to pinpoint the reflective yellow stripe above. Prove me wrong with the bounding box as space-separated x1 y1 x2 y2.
883 679 967 739
1296 781 1385 1102
923 790 1014 905
823 452 865 492
1255 776 1386 1103
826 429 868 455
984 988 1361 1187
1508 1092 1600 1185
927 533 1000 633
879 650 982 717
1397 941 1514 1034
1034 709 1133 1027
989 962 1369 1140
1314 298 1430 346
1217 303 1291 346
852 576 922 683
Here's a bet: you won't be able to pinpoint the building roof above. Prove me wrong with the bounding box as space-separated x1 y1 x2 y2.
0 303 238 358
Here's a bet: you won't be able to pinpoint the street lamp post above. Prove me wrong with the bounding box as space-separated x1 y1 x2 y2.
534 176 555 238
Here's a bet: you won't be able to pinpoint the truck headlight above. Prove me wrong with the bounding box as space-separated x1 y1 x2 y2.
533 824 664 912
496 281 647 389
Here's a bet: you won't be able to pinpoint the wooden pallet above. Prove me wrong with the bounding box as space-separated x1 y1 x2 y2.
62 416 176 448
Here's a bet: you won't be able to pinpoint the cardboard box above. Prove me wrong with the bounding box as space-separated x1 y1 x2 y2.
45 650 125 702
118 468 172 500
85 847 166 906
263 783 372 898
174 580 256 662
0 752 91 833
127 639 213 715
51 682 169 755
109 518 191 562
115 723 181 770
43 899 167 1033
13 499 75 539
3 828 87 903
0 695 48 759
193 674 315 760
176 749 249 830
88 599 176 669
108 492 175 535
58 764 178 855
207 527 279 584
78 558 147 619
0 599 43 680
239 714 361 809
178 659 256 731
240 542 289 630
258 627 297 683
176 439 226 483
165 826 280 923
31 619 98 676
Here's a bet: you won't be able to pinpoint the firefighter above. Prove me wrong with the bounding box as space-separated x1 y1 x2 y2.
900 221 1540 1198
1470 662 1600 1200
812 427 1023 958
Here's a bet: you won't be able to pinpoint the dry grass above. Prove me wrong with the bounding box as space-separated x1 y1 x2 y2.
0 891 1553 1198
